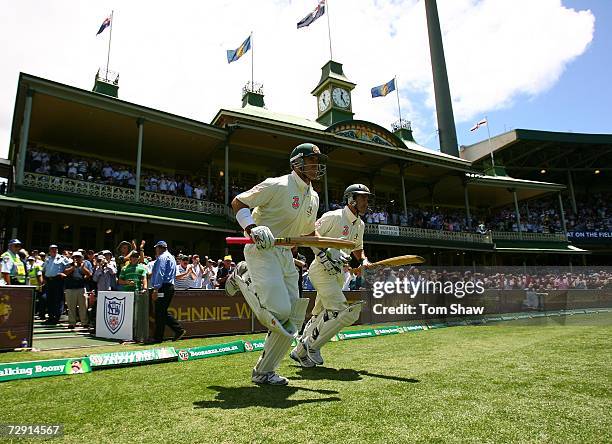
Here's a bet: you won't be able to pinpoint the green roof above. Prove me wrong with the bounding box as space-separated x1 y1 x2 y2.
218 105 327 131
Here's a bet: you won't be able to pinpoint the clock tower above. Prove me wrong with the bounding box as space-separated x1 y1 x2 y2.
312 60 355 126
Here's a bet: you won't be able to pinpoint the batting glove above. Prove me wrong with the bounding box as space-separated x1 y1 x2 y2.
250 226 275 250
326 248 351 266
316 250 341 276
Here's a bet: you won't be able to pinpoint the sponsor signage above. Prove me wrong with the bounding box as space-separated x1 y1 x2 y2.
402 325 425 332
336 329 375 340
373 326 402 336
243 339 266 352
89 347 177 368
0 286 35 351
567 231 612 242
0 357 91 382
377 224 400 237
96 291 134 341
177 341 245 361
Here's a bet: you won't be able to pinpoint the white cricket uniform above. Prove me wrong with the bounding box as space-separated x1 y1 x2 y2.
309 205 364 314
236 171 319 322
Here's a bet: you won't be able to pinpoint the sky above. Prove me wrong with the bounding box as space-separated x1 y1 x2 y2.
0 0 609 159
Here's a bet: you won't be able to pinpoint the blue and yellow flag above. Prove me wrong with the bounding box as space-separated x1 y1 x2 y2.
227 35 251 64
371 78 396 98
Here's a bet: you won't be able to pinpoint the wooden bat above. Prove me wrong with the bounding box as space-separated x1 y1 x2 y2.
226 236 356 250
351 255 425 273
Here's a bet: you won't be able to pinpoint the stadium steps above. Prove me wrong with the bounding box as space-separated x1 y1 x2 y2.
32 320 122 351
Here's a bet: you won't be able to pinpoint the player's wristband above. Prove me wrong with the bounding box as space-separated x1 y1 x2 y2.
236 207 256 230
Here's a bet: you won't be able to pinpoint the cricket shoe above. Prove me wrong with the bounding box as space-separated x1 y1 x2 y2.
251 369 289 386
304 342 324 366
289 342 316 368
225 261 249 296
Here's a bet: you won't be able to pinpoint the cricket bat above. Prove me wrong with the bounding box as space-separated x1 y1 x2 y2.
352 255 425 273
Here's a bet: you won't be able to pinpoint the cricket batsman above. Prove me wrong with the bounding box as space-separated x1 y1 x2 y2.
290 184 373 368
227 143 335 385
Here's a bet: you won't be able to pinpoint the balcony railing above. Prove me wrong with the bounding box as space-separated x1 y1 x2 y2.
364 224 569 244
365 224 493 244
491 231 568 242
22 173 226 216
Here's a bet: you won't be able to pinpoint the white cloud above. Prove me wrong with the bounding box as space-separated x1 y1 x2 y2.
0 0 594 158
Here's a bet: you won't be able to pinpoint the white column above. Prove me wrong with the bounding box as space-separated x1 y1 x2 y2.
323 173 329 211
512 189 522 239
224 143 229 208
567 170 577 214
464 185 472 229
400 164 408 217
16 89 34 185
135 118 144 202
558 192 567 235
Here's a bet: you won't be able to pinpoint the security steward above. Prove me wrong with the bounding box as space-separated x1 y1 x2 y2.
1 239 26 285
148 240 186 343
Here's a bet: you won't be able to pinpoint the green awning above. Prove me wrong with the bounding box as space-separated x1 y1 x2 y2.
0 190 238 232
495 245 589 254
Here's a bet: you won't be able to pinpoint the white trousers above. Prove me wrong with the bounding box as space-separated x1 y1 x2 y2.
308 260 348 316
244 244 299 323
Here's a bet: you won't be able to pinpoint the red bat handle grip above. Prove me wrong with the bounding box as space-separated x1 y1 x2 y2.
226 237 253 245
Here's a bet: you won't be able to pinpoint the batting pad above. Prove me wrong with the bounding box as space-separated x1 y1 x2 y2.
306 301 364 350
254 298 310 373
231 269 294 338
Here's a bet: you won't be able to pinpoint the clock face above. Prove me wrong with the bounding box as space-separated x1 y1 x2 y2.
332 87 350 108
318 90 331 112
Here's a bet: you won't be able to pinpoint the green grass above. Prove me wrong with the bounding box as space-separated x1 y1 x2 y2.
2 314 611 443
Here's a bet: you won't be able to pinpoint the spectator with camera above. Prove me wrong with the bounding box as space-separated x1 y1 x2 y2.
64 251 92 329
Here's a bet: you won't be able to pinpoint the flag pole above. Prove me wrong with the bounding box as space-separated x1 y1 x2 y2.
325 0 333 60
250 31 254 88
485 115 496 170
394 75 403 124
106 10 114 81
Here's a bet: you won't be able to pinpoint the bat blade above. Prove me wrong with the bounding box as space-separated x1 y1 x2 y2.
367 255 425 268
226 236 356 250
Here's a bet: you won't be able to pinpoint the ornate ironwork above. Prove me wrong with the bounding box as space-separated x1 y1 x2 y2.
391 119 411 132
365 223 492 244
22 173 225 216
242 81 264 95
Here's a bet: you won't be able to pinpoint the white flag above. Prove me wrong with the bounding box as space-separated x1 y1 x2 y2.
470 118 488 132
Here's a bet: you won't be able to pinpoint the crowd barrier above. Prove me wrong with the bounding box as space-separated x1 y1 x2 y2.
2 307 610 383
0 286 35 352
150 289 612 341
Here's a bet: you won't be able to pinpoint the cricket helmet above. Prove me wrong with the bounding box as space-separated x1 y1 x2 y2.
344 183 374 215
289 143 327 180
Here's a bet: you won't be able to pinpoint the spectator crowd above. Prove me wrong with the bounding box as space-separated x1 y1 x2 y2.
365 267 612 291
24 146 246 205
1 236 610 337
1 237 243 332
24 147 610 236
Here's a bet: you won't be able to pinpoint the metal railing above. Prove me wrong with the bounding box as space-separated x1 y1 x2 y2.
365 223 493 244
364 223 569 244
391 119 411 132
139 191 225 215
22 173 226 216
491 231 568 242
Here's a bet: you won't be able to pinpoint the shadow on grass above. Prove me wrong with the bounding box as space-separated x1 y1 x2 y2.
289 367 419 383
194 385 341 410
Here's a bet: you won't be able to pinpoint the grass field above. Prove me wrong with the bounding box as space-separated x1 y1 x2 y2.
2 314 611 443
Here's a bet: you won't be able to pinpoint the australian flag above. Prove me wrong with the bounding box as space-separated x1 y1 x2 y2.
297 0 326 29
96 16 111 35
371 78 396 98
226 35 252 63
